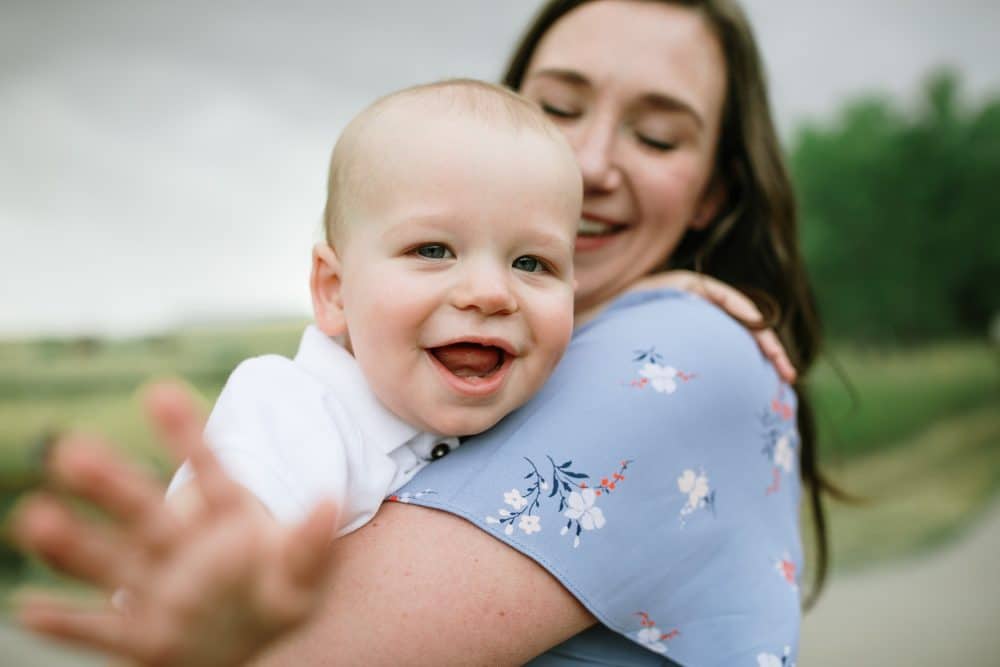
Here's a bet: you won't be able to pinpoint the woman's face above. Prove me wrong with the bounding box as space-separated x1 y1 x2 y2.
521 0 728 318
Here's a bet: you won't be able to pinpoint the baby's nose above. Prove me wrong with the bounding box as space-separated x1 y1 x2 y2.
451 266 518 315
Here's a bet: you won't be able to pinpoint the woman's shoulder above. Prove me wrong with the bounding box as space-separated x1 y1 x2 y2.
560 287 783 414
579 287 764 364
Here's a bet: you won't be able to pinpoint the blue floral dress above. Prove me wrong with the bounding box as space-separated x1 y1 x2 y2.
394 288 803 667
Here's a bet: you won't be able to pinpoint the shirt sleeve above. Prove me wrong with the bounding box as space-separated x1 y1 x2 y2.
395 289 804 666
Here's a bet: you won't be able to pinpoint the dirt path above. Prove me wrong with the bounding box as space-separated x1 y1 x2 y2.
800 499 1000 665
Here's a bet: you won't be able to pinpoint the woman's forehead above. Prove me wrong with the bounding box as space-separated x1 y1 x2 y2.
525 1 726 121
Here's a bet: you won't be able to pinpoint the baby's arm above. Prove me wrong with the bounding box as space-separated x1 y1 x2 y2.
14 382 339 667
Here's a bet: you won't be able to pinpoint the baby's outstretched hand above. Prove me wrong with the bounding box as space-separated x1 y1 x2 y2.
12 382 338 667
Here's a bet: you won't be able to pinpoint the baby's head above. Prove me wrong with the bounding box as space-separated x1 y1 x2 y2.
310 79 582 436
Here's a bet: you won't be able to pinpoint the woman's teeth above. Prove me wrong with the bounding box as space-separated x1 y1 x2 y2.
578 218 621 237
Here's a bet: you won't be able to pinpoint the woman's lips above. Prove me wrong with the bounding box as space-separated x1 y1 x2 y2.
576 215 628 252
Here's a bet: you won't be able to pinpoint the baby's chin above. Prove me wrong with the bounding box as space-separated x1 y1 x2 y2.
413 405 510 439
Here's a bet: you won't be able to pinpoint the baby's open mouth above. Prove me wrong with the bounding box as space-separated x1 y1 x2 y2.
428 343 506 378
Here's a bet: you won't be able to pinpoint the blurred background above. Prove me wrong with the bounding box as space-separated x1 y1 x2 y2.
1 1 997 664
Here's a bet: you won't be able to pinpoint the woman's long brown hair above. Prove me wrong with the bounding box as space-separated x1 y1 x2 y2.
503 0 838 608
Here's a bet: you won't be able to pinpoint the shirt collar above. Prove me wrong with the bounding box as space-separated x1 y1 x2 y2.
294 325 426 455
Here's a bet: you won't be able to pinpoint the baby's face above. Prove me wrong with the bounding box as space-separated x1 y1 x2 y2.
334 113 580 435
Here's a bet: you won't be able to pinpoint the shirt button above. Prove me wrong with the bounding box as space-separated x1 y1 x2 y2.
430 443 451 460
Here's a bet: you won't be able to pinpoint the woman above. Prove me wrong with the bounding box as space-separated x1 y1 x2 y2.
17 1 832 665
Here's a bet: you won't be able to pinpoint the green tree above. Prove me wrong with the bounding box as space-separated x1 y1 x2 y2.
791 69 1000 343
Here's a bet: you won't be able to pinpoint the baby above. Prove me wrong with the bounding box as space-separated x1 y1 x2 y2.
13 79 580 667
169 78 581 535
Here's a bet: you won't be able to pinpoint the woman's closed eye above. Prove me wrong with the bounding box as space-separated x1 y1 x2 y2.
635 132 677 152
539 101 580 120
413 243 454 260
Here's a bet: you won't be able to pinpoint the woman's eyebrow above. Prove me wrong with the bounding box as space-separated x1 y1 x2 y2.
526 68 590 88
528 68 703 129
637 93 704 130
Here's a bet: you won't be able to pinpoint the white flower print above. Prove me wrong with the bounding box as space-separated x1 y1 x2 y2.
773 433 794 473
677 469 709 514
563 488 606 531
632 612 679 654
638 362 678 394
518 515 541 534
757 646 794 667
486 457 632 547
636 627 668 654
758 654 782 667
503 488 528 510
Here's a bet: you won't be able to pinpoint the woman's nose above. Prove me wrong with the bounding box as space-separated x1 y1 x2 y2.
571 116 622 192
451 263 518 316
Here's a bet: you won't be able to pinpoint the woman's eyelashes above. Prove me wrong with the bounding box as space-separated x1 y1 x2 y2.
635 131 677 152
539 100 580 120
539 100 677 151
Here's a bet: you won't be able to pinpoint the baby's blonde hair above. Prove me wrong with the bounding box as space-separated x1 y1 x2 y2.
322 78 568 244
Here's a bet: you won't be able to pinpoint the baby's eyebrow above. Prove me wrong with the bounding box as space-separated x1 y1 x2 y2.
380 214 456 239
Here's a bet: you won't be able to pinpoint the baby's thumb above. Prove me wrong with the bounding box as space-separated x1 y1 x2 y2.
285 500 339 587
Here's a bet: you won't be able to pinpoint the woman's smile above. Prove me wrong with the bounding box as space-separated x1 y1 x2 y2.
575 213 629 251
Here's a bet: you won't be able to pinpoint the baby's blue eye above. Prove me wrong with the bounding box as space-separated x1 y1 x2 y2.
416 244 453 259
513 256 544 273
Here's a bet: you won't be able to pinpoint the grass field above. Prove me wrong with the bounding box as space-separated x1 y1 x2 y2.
0 324 997 591
810 342 999 459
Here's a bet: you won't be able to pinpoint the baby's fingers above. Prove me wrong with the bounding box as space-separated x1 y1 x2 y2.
284 500 338 587
698 280 798 384
251 501 338 633
48 436 179 550
18 592 129 657
756 329 797 384
700 279 761 323
13 494 134 590
143 381 242 513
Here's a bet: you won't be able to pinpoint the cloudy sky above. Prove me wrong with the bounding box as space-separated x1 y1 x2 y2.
2 0 997 337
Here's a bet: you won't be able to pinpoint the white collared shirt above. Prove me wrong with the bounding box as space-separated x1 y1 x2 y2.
167 325 459 535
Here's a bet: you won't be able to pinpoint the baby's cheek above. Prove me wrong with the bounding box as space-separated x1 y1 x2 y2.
532 290 575 364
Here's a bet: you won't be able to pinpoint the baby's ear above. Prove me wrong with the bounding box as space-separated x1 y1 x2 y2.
310 242 347 336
